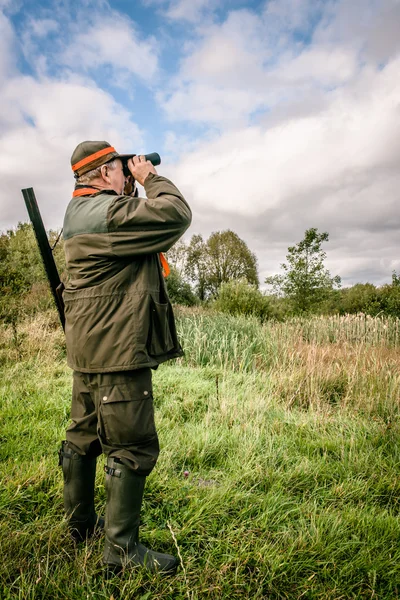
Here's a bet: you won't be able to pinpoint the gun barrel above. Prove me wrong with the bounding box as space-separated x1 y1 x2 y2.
22 187 65 330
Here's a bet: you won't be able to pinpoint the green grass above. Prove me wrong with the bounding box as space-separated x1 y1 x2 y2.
0 310 399 599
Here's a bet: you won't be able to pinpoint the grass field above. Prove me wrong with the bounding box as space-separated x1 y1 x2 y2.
0 310 399 599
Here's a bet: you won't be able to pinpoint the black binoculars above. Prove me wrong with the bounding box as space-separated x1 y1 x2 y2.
122 153 161 178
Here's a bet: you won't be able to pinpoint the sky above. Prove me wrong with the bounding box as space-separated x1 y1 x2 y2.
0 0 399 287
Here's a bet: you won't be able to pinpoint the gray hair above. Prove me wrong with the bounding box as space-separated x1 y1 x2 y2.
75 159 119 185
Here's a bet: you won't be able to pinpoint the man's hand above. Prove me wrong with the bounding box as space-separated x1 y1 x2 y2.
128 155 157 186
124 176 136 196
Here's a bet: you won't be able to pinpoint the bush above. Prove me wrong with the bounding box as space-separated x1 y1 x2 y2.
338 283 380 316
213 278 271 321
0 223 65 326
378 281 400 318
337 281 400 318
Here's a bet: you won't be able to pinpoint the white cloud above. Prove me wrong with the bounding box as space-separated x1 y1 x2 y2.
143 0 219 23
18 5 159 86
0 10 16 82
159 0 400 127
29 18 59 37
180 10 268 84
160 83 267 125
263 0 324 33
161 52 400 285
61 14 159 83
166 56 400 213
158 9 270 124
0 5 149 233
277 46 358 85
155 0 400 285
314 0 400 65
163 42 359 127
166 0 217 22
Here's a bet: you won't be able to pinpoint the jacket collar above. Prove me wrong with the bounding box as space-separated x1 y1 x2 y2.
72 185 118 198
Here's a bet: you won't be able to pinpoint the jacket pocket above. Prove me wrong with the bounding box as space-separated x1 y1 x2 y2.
148 297 175 356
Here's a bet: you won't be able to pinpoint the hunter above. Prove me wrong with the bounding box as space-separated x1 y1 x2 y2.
58 140 191 577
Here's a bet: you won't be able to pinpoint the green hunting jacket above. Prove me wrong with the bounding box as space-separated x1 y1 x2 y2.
62 173 192 373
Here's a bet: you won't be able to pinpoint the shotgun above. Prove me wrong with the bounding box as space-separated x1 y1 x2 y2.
21 187 65 330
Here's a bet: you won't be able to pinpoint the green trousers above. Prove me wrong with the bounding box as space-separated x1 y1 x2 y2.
66 368 159 476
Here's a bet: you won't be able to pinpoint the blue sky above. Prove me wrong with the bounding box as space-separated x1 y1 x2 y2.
1 0 400 285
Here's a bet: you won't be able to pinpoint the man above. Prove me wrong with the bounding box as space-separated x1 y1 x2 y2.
58 140 192 577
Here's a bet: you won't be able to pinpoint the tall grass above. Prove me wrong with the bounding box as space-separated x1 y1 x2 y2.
0 309 399 599
177 311 400 373
272 313 400 347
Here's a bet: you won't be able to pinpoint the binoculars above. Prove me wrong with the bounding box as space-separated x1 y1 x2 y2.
122 153 161 178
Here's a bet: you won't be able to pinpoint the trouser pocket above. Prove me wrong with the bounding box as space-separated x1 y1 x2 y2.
96 369 159 475
99 381 156 447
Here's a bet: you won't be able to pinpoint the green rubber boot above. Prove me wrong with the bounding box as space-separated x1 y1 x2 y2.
103 457 178 577
59 441 104 542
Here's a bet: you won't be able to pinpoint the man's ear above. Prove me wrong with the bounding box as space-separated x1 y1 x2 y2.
100 164 110 183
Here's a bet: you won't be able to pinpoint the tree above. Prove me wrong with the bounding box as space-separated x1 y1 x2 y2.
265 228 341 313
165 240 188 277
184 234 209 301
185 230 259 299
165 266 197 306
206 230 259 296
376 273 400 317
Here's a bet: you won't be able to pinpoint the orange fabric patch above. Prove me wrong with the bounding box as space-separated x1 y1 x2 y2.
72 147 116 172
160 252 170 278
72 187 99 197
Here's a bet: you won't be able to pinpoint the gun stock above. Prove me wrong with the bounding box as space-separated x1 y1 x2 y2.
21 187 65 331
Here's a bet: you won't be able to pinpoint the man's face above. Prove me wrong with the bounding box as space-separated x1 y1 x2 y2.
107 159 126 195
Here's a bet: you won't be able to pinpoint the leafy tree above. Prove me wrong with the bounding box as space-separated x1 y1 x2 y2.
265 228 341 313
185 230 258 299
165 240 188 277
166 266 197 306
184 234 209 301
392 271 400 287
377 273 400 317
206 230 258 296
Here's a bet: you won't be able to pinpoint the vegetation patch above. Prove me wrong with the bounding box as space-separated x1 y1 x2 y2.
0 311 399 599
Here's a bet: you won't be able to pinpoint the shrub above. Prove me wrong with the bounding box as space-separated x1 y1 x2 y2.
213 278 271 321
0 223 65 326
339 283 381 316
378 282 400 317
